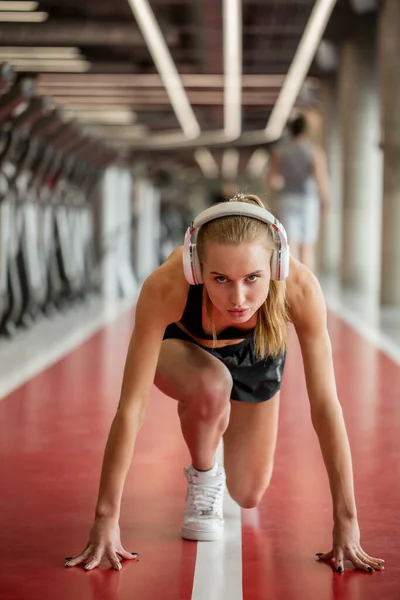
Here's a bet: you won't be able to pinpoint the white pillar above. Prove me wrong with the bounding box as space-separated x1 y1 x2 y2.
134 179 161 281
318 77 342 276
379 0 400 307
101 167 137 299
339 30 382 299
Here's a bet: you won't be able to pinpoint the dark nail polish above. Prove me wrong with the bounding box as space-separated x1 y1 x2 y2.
367 567 373 572
316 553 324 557
337 566 343 573
65 557 72 561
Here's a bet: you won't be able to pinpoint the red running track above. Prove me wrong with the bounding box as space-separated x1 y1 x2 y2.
0 309 399 599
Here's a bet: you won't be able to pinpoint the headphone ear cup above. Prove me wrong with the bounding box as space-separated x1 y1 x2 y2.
270 246 290 281
183 241 196 285
280 245 290 280
191 244 203 284
270 248 279 281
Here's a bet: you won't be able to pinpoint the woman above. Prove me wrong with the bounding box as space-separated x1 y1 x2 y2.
268 114 330 272
65 194 383 574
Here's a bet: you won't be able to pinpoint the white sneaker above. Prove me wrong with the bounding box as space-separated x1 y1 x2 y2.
181 463 225 541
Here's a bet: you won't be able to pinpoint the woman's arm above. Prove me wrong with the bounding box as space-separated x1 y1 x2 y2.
94 276 171 520
267 149 285 191
289 267 357 522
313 148 330 216
65 261 186 571
287 262 384 572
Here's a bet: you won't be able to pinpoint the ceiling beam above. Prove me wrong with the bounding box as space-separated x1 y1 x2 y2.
194 148 220 179
265 0 337 139
0 20 178 46
240 0 317 4
38 74 305 88
223 0 242 139
43 87 280 97
126 0 200 139
177 23 313 35
244 0 337 174
51 91 278 106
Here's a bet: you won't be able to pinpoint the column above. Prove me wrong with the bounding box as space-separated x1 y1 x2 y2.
379 0 400 306
101 167 137 299
338 21 382 299
318 76 342 276
134 178 161 281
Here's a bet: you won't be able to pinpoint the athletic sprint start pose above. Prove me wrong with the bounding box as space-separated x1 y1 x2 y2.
65 194 384 574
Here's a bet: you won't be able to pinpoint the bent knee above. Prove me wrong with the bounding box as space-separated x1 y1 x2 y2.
191 368 233 418
227 471 273 509
228 488 266 509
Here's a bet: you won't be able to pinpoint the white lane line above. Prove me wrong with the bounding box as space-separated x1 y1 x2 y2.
323 290 400 367
191 445 243 600
0 295 137 400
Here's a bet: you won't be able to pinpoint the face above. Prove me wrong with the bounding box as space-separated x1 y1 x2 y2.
201 240 272 323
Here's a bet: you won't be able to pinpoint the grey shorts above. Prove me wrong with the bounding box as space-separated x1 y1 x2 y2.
162 323 286 403
276 194 320 244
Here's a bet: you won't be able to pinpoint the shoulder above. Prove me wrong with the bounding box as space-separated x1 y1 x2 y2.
137 246 190 326
286 257 327 334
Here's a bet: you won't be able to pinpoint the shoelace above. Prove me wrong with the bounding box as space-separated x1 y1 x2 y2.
189 481 224 514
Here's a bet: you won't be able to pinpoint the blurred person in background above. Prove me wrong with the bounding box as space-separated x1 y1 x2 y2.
211 182 238 205
267 114 330 272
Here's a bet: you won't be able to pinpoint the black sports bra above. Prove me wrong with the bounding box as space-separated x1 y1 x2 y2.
179 284 255 340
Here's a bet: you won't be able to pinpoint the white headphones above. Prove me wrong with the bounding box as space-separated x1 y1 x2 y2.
183 201 290 285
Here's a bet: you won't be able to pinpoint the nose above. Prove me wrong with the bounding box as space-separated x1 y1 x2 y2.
230 284 246 307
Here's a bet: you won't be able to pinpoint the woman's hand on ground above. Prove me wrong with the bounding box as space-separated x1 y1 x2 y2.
316 518 385 573
64 516 139 571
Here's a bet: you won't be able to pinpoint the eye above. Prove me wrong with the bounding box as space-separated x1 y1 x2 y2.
215 276 228 283
247 274 260 283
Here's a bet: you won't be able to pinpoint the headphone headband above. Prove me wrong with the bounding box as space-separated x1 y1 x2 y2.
191 201 288 247
183 201 290 284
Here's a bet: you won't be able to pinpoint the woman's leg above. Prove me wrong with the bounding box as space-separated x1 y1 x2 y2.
154 338 233 471
276 195 301 260
223 393 280 508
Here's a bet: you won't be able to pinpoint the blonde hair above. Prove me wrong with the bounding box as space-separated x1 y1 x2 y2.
196 194 288 358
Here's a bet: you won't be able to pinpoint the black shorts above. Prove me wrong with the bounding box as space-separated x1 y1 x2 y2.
162 323 286 403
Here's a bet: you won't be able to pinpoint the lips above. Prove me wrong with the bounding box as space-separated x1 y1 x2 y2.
228 308 249 317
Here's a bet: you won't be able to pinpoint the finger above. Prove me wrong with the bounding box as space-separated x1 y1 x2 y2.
108 553 123 571
316 550 334 561
84 553 103 571
334 548 345 573
65 546 92 568
359 550 385 570
359 550 385 565
116 548 140 561
348 549 374 572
